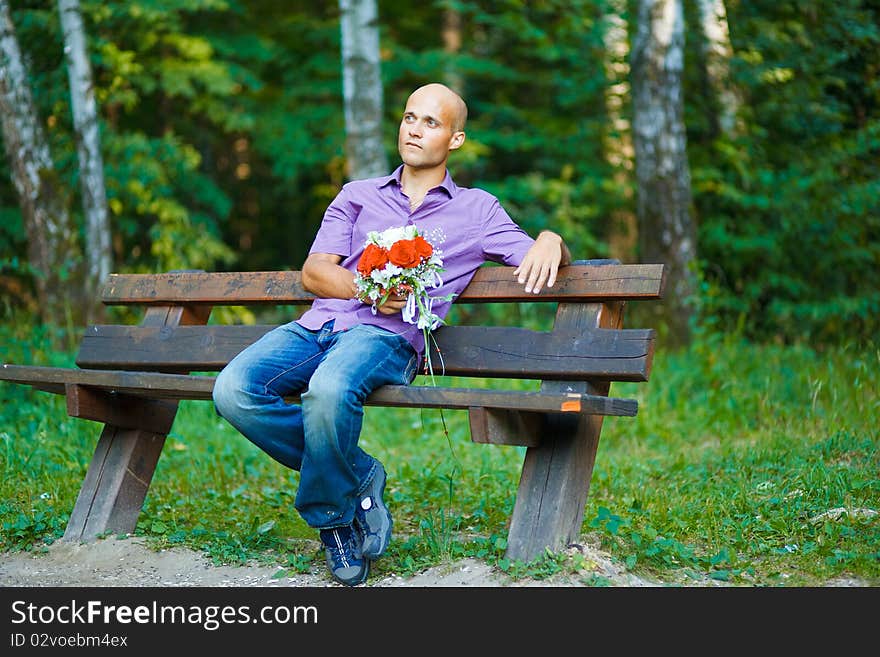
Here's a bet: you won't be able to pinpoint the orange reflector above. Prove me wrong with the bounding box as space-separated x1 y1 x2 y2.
560 400 581 412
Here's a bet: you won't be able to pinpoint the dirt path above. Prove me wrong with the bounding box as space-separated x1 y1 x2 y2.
3 535 871 588
0 535 657 588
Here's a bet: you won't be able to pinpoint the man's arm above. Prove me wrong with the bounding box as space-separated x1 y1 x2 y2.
302 253 406 314
302 253 357 299
513 230 572 294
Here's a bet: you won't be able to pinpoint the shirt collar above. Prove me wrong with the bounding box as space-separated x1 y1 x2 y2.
377 164 457 198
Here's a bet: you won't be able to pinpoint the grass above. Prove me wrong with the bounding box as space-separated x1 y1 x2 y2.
1 317 877 586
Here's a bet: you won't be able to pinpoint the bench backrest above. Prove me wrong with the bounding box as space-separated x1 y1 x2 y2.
76 263 665 383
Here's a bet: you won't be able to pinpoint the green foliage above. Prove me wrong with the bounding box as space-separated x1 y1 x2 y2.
1 507 65 552
1 1 878 337
584 332 879 585
687 0 880 346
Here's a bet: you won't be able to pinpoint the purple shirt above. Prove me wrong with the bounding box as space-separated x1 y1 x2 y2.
297 165 535 355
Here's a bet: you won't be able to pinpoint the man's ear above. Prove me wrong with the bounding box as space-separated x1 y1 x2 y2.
448 131 465 151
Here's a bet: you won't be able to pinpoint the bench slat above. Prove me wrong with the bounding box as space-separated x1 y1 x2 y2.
74 324 655 381
101 264 665 306
0 365 638 416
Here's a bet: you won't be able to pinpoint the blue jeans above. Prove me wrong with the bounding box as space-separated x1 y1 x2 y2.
212 320 418 529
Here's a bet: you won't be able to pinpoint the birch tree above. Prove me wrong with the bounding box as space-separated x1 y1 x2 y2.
631 0 697 346
339 0 388 180
697 0 741 139
58 0 111 310
602 2 637 262
0 0 78 322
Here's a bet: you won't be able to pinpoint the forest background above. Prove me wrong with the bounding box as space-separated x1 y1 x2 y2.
0 1 877 586
0 0 877 348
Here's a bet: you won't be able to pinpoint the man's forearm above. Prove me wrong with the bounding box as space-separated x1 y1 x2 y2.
302 256 358 299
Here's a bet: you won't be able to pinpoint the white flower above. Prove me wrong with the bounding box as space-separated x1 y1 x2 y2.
374 225 418 248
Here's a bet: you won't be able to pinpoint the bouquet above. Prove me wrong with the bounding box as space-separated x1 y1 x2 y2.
354 224 453 379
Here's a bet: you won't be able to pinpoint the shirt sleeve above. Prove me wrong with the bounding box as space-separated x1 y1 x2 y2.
308 184 355 257
480 199 535 266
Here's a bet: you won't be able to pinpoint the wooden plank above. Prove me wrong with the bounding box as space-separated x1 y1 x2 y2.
424 325 654 381
368 386 637 416
74 324 276 371
505 295 625 562
74 324 655 381
100 263 665 306
459 263 665 302
66 384 179 434
468 407 541 447
0 365 639 416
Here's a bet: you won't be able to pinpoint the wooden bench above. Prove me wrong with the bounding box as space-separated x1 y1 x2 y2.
0 259 665 563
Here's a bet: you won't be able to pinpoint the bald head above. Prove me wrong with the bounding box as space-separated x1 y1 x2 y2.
407 83 468 133
398 82 468 173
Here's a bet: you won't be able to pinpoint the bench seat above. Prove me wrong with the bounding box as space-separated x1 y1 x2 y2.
0 364 638 416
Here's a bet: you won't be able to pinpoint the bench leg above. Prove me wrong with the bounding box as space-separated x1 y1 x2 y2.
504 396 607 562
63 412 176 542
505 288 622 562
63 302 209 542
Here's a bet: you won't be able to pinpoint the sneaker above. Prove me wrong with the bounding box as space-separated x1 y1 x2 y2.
319 525 369 586
355 461 393 558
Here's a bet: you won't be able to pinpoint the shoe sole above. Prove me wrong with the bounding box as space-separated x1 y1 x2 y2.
360 465 392 559
325 547 370 587
330 560 370 586
329 559 370 587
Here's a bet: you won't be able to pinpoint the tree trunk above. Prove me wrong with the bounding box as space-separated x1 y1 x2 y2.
602 2 637 263
0 0 79 323
58 0 112 320
442 6 463 94
339 0 388 180
697 0 741 139
631 0 697 347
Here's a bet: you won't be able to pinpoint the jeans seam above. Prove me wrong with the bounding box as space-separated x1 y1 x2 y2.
356 459 379 496
263 349 324 395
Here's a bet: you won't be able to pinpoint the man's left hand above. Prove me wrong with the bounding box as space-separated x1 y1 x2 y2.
514 230 571 294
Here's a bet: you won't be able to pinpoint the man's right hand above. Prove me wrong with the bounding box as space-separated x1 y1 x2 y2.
375 291 407 315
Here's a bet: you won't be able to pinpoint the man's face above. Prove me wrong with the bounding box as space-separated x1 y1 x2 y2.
397 87 463 169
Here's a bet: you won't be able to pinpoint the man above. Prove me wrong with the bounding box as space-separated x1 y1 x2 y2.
213 83 571 586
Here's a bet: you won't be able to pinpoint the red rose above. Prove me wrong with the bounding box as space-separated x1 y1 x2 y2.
357 243 389 276
413 235 433 260
388 239 421 269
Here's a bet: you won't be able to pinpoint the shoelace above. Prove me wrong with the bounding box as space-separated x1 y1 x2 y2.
326 529 358 568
